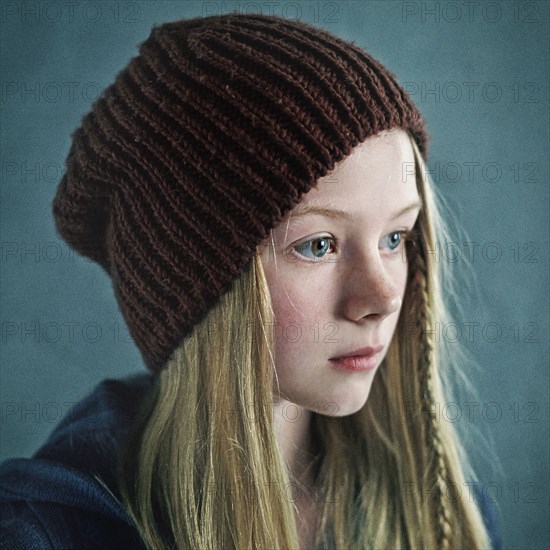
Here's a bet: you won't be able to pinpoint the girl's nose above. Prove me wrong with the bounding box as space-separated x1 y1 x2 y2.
340 254 403 322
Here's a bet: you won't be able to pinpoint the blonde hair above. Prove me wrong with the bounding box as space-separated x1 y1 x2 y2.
117 133 495 549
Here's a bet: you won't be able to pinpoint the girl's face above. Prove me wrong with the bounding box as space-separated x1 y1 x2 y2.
259 129 421 417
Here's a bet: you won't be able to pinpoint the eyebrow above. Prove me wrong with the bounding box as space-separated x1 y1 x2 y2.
288 199 422 222
391 199 423 219
289 203 354 222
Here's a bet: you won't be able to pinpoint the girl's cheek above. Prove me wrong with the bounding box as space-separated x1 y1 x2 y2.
389 257 409 296
272 291 307 333
271 283 318 339
402 260 411 296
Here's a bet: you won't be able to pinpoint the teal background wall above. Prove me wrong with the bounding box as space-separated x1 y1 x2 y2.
1 1 548 547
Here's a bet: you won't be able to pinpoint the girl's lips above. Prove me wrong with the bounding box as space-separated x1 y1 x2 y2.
329 344 384 360
329 345 383 372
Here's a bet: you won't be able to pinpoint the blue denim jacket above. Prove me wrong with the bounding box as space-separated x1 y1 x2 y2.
1 373 502 549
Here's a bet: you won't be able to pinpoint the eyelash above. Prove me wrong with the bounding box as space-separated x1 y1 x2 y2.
290 230 417 262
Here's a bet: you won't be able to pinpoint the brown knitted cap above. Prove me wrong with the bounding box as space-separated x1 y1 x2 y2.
52 13 429 374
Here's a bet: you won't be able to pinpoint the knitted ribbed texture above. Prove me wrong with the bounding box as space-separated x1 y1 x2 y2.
52 13 429 373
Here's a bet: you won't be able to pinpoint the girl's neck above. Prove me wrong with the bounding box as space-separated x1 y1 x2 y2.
273 400 320 494
273 401 323 549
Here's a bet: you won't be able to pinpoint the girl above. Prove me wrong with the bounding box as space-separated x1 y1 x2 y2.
0 12 501 549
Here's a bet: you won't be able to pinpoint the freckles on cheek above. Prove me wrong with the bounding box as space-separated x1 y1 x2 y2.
395 260 409 296
270 285 323 343
272 291 307 331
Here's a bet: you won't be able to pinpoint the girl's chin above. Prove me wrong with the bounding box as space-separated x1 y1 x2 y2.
307 389 372 418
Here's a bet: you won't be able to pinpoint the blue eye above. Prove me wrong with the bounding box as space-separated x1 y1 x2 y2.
293 237 335 260
380 231 405 251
